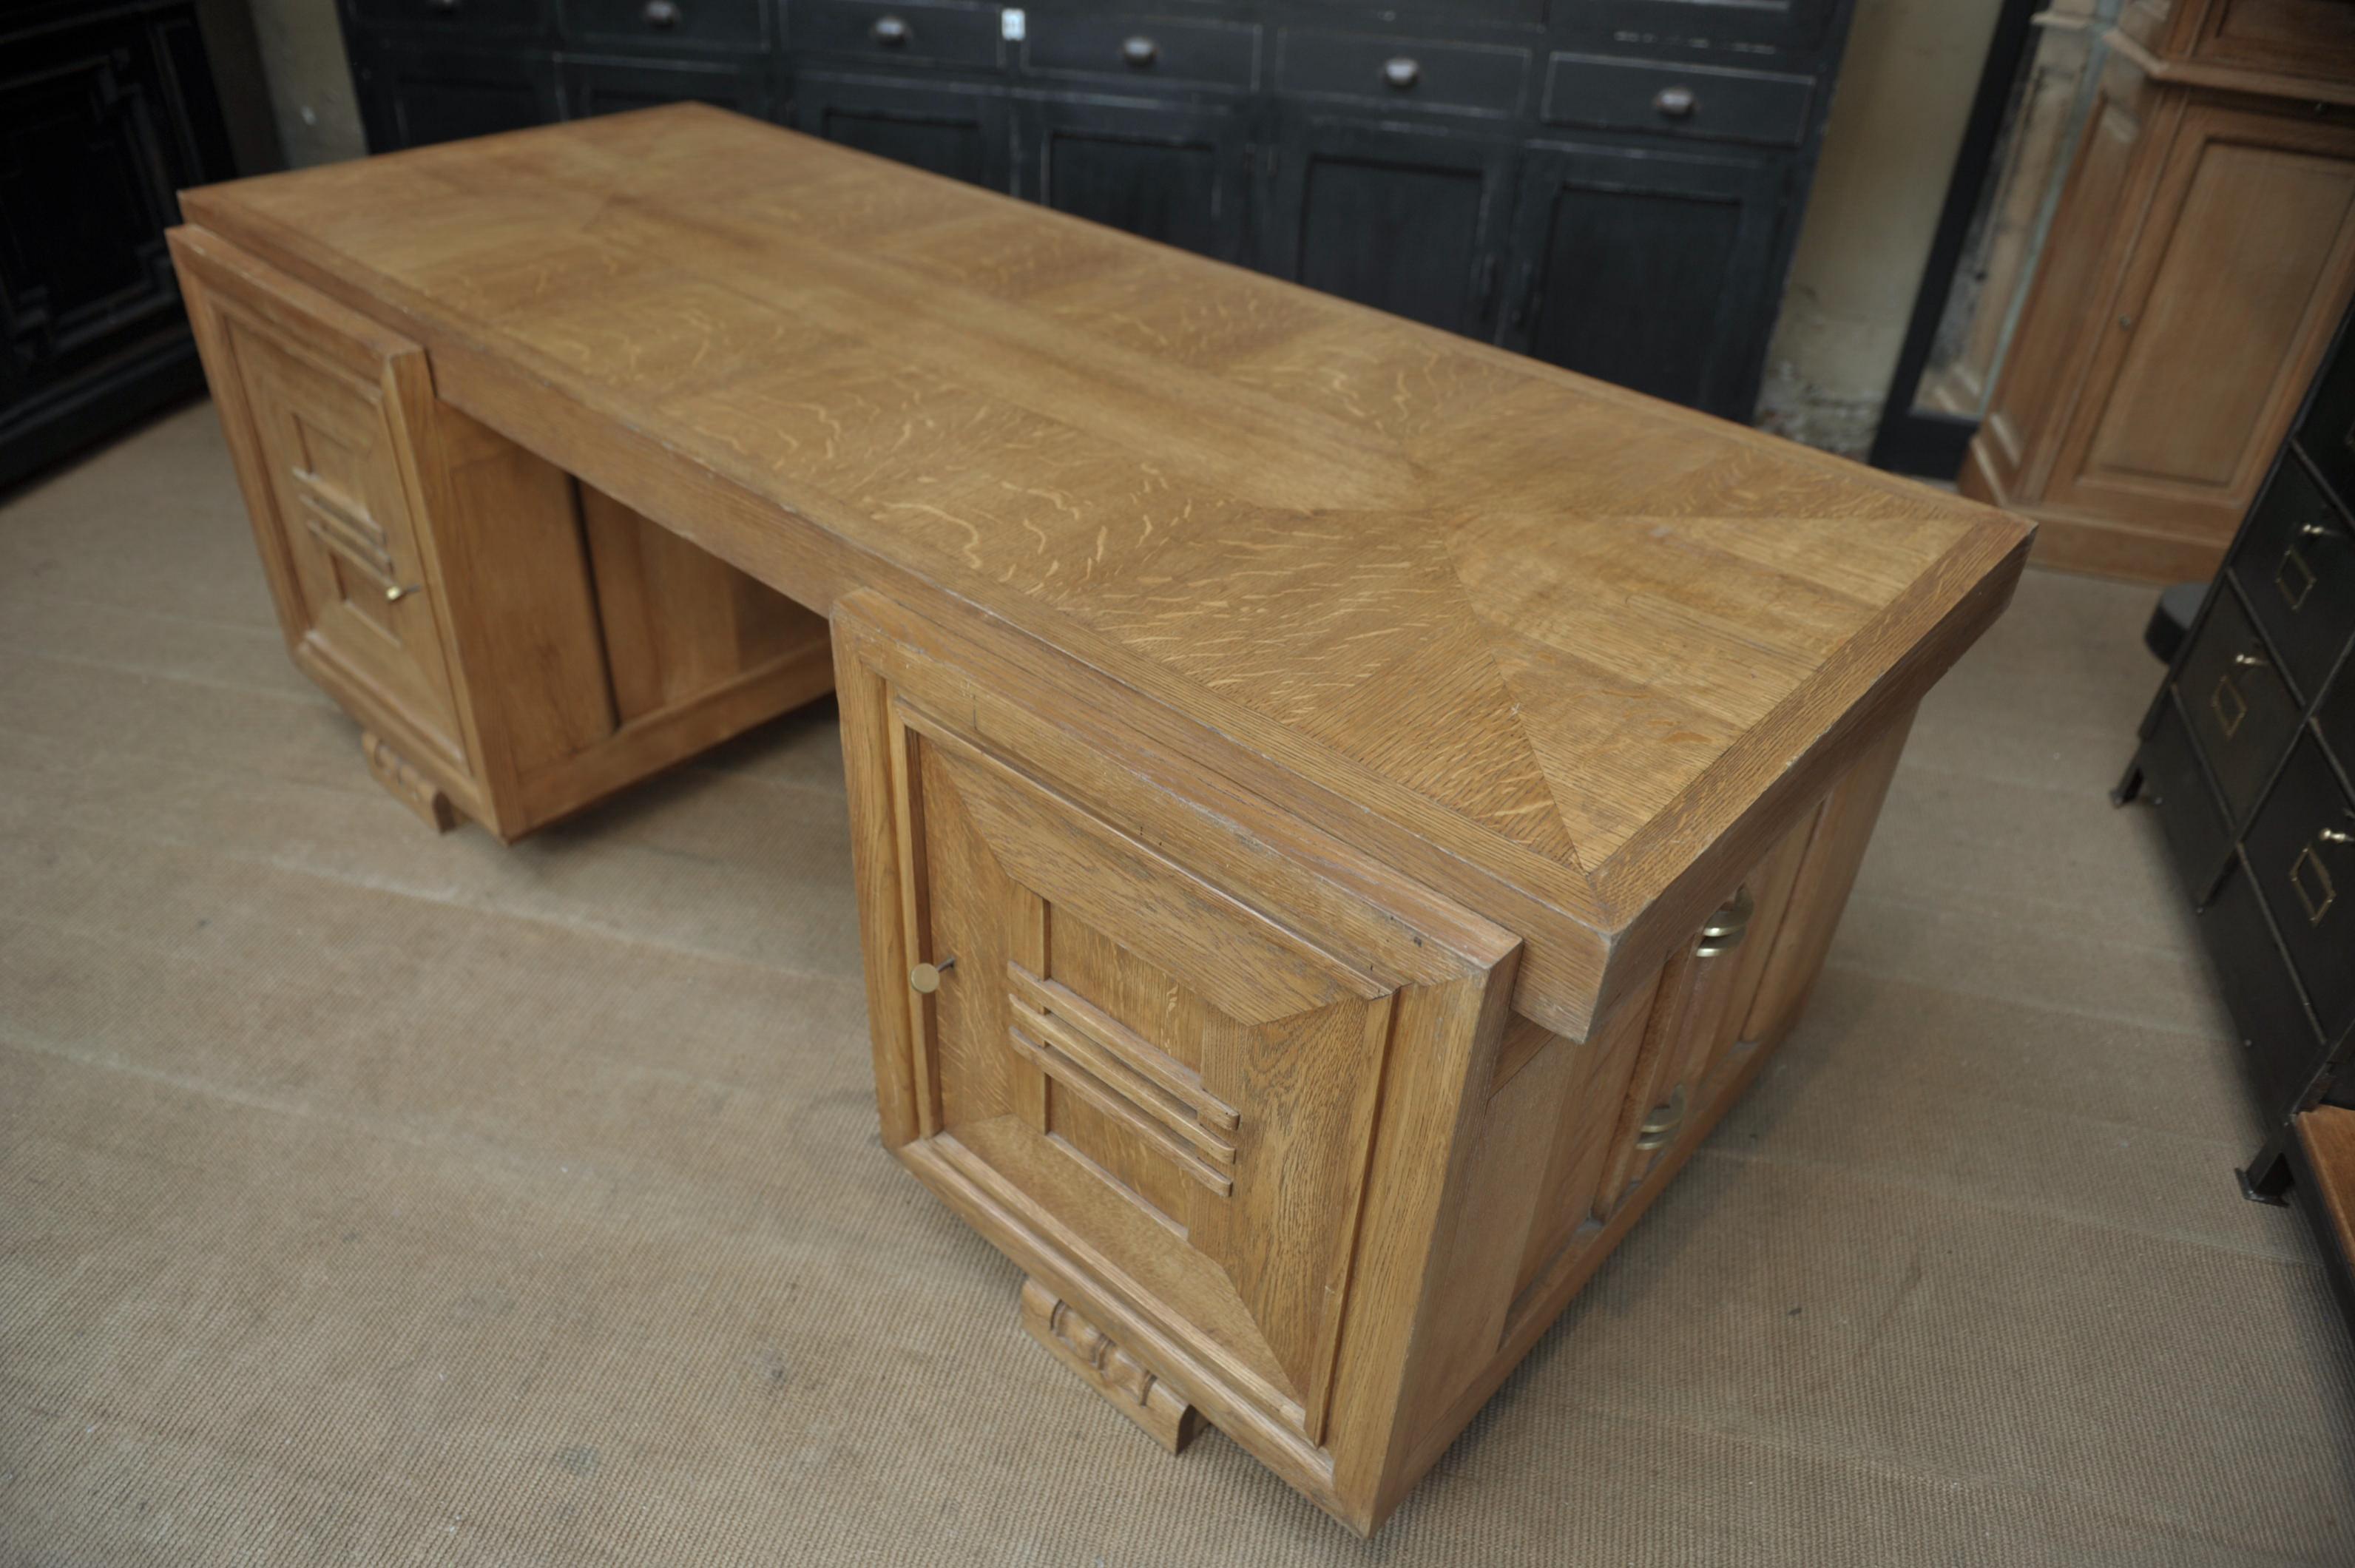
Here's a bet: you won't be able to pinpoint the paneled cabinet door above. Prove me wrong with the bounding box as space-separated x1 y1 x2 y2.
791 70 1013 189
1258 115 1517 339
1500 141 1785 419
1016 93 1256 263
561 57 771 119
357 44 562 149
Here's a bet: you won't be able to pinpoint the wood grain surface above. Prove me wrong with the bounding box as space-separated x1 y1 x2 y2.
177 104 2031 1035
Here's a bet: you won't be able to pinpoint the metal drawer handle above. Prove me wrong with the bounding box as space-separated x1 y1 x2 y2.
1635 1084 1688 1152
1121 35 1158 66
1383 56 1420 89
909 954 958 993
384 582 425 604
2279 544 2318 611
871 14 910 45
1695 884 1754 958
643 0 681 24
1654 85 1697 118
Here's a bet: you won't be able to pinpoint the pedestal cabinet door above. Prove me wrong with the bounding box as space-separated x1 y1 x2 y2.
178 239 471 774
893 711 1394 1444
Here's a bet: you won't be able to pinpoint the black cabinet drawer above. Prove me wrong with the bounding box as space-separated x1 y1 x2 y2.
791 0 1004 70
2246 735 2355 1047
2297 322 2355 512
1023 14 1258 89
1541 54 1815 147
2141 689 2233 899
2230 455 2355 704
2180 584 2301 822
2322 662 2355 776
1276 31 1528 117
354 0 549 35
559 0 763 50
2205 850 2325 1114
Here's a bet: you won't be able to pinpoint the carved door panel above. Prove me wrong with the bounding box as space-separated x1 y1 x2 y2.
899 712 1393 1443
200 276 470 770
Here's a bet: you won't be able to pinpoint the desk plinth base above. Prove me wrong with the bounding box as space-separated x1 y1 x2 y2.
1021 1277 1205 1454
362 730 461 834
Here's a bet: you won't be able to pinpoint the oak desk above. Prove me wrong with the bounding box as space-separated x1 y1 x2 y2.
168 104 2030 1536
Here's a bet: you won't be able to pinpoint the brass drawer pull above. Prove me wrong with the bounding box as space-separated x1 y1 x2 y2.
1635 1084 1688 1152
908 954 957 993
2294 817 2352 925
1696 884 1754 957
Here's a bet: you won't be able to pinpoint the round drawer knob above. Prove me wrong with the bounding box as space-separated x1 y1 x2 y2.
1654 85 1697 118
643 0 681 24
1382 56 1420 89
871 14 910 45
1695 884 1754 957
1122 35 1159 66
908 955 958 994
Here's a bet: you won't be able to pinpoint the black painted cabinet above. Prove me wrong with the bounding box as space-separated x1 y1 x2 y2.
1021 93 1253 263
339 0 1855 421
1 0 252 491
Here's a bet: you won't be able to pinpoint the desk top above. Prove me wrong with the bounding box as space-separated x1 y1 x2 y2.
181 105 2029 1032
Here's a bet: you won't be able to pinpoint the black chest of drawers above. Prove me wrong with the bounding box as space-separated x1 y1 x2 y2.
2123 298 2355 1331
334 0 1854 424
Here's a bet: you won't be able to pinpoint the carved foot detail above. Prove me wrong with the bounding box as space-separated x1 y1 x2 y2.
361 730 460 834
1019 1277 1202 1454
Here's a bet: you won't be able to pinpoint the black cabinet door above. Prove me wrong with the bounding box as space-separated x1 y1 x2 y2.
1017 94 1254 263
358 44 561 149
1501 141 1784 418
1 3 237 490
1259 115 1515 339
561 56 771 118
791 70 1011 189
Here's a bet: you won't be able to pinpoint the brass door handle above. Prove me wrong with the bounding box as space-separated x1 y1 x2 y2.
909 955 958 993
384 582 425 604
1635 1084 1688 1151
1696 884 1754 957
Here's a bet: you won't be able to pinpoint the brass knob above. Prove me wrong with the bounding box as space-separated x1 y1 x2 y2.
1382 56 1420 89
1121 35 1158 66
908 955 957 994
1654 85 1697 118
1696 885 1754 958
1635 1084 1688 1151
385 583 424 604
643 0 680 24
871 14 910 44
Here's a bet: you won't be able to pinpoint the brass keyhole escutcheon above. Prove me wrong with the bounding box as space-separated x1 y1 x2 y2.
908 955 957 994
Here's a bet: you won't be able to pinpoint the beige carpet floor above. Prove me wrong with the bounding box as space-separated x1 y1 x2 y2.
4 402 2354 1565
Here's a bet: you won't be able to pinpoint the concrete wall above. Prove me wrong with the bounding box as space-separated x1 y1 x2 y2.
246 0 366 168
1756 0 2007 456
